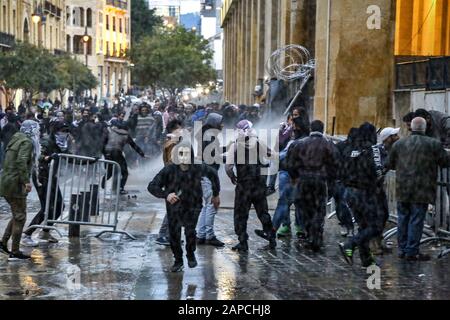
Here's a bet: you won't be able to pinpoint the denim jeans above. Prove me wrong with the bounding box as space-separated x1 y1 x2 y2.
196 177 217 240
397 202 428 257
272 171 301 230
345 187 378 263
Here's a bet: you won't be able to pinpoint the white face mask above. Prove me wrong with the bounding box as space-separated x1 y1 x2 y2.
176 147 191 165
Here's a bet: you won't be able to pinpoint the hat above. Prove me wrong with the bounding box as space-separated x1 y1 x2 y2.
379 127 400 143
236 120 253 131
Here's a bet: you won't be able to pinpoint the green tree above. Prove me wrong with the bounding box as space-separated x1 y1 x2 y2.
130 26 216 97
0 42 97 104
54 54 98 100
0 42 59 103
131 0 163 45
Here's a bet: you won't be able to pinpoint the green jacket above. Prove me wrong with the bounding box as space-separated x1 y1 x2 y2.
0 132 33 198
387 132 450 204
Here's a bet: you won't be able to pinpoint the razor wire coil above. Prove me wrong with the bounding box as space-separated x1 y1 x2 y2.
265 44 315 82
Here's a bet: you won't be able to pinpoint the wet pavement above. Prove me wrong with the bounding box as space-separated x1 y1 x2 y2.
0 163 449 300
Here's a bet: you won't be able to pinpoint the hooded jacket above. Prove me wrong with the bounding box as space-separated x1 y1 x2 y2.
147 163 220 210
104 126 144 156
341 123 383 190
0 132 33 198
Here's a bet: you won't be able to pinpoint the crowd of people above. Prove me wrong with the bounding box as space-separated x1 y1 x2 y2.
0 97 449 273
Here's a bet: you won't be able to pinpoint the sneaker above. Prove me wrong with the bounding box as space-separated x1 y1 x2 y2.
20 235 39 247
0 242 10 255
231 241 248 252
265 186 276 197
187 255 198 268
338 242 354 266
276 225 291 238
205 237 225 247
8 251 31 262
254 229 269 240
170 260 184 272
406 253 431 262
155 237 171 246
120 189 128 195
196 237 206 245
295 226 307 239
268 237 277 249
39 231 59 243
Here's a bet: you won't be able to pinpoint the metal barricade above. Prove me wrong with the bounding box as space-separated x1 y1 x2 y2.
383 167 450 257
26 154 135 240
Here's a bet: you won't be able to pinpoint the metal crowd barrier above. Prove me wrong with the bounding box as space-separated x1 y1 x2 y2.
26 154 135 240
383 167 450 258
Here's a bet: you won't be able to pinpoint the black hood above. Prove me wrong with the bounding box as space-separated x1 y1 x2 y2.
358 122 377 146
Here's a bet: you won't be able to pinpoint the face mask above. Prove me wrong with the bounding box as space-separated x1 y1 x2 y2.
55 132 69 152
176 147 191 165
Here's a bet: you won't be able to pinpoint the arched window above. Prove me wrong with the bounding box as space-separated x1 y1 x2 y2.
80 8 85 27
87 8 92 28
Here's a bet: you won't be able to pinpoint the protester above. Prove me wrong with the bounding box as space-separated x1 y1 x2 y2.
22 121 72 245
0 120 38 260
387 117 450 261
147 142 221 272
339 123 383 267
102 119 146 194
286 120 337 252
225 120 277 251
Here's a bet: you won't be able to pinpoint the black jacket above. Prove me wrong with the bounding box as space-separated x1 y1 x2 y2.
148 163 220 209
341 141 383 191
387 132 450 204
286 132 337 181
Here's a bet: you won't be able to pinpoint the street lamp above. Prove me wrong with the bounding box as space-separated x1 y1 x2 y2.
82 26 90 66
82 26 91 98
31 13 41 24
32 2 45 47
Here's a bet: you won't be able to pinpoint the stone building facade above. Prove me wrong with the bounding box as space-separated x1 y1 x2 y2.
221 0 449 134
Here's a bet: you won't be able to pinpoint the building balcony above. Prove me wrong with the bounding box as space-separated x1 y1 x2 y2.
396 56 450 91
106 0 128 10
44 1 63 19
0 32 15 49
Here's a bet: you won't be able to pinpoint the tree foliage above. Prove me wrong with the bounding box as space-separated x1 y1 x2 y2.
0 42 97 102
130 26 217 96
131 0 163 45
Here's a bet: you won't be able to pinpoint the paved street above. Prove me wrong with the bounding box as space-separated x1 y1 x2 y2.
0 162 449 300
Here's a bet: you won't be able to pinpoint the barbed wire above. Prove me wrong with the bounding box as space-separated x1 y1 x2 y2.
265 44 315 82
